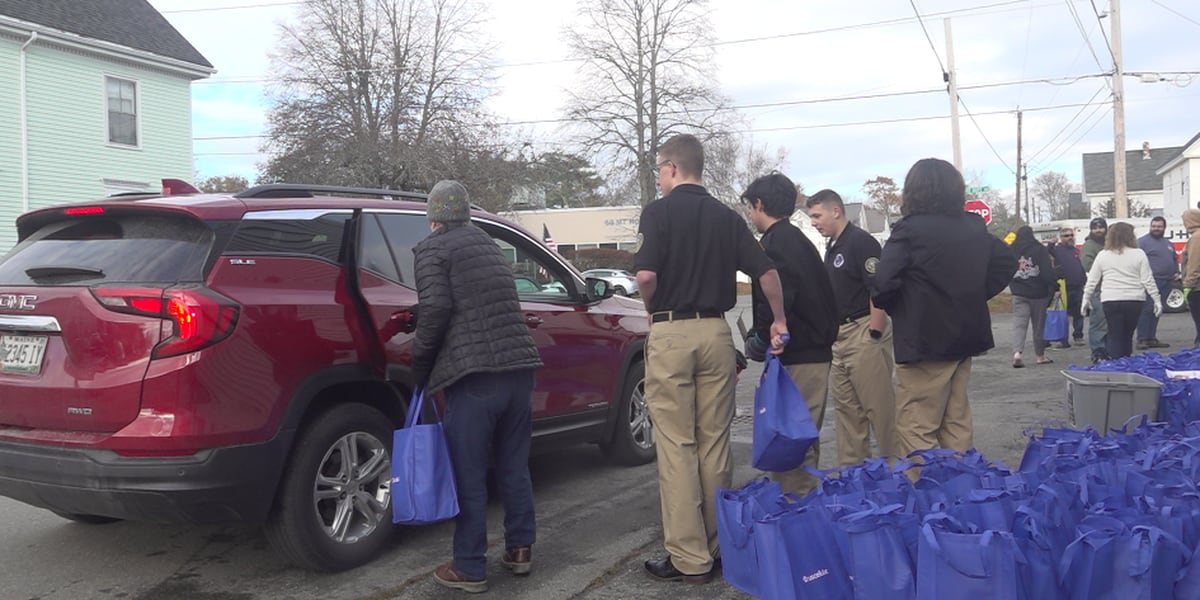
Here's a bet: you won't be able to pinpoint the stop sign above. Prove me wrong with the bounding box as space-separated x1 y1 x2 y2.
965 199 992 224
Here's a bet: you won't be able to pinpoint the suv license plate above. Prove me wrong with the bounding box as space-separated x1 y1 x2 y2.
0 334 48 375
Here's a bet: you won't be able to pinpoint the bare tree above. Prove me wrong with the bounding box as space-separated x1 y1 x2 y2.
564 0 734 206
1031 171 1073 221
704 134 787 225
260 0 499 192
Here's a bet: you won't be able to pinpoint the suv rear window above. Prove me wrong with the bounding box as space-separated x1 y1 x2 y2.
0 214 212 285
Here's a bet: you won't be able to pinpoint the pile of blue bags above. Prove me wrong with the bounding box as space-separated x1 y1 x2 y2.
1075 347 1200 431
718 419 1200 599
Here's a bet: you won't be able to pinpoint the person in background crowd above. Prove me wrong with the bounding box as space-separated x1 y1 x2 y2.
1049 226 1087 347
807 189 897 466
1136 216 1178 350
1009 226 1059 368
870 158 1016 465
634 134 787 585
742 172 838 495
1181 209 1200 347
1081 218 1110 363
413 180 545 594
1083 222 1162 360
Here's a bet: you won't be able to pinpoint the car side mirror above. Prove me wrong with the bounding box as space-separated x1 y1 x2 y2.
586 277 613 300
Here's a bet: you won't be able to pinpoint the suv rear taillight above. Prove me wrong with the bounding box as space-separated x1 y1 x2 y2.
92 286 240 358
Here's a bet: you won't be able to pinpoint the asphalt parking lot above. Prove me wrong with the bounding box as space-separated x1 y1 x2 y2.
2 299 1191 599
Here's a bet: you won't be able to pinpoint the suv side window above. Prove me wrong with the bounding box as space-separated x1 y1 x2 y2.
374 213 428 285
227 212 350 263
477 223 572 301
359 215 401 283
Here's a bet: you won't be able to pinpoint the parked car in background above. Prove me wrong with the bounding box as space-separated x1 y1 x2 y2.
0 183 652 572
581 269 639 296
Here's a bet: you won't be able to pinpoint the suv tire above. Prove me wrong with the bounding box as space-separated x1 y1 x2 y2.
601 361 655 466
265 403 394 572
613 286 627 296
53 512 121 525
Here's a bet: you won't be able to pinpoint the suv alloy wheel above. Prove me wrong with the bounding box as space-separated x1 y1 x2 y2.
601 361 655 466
265 403 394 572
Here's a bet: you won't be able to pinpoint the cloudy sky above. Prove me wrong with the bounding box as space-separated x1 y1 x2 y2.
148 0 1200 207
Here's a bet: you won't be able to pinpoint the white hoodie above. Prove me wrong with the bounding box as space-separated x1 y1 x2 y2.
1082 247 1161 306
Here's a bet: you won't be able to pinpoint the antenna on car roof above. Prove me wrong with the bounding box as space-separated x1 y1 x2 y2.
235 183 429 202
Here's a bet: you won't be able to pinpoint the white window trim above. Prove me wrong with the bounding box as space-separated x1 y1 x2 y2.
103 74 142 150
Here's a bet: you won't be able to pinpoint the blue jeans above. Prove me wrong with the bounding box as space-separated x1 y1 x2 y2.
1088 292 1108 353
1136 278 1174 341
443 369 537 579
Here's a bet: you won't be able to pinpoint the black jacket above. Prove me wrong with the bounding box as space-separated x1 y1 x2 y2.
1009 237 1058 298
411 223 543 393
751 220 838 364
870 213 1017 364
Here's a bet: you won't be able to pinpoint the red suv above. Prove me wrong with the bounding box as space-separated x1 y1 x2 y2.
0 183 651 571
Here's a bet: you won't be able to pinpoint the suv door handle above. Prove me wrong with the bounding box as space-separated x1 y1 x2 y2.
524 314 543 328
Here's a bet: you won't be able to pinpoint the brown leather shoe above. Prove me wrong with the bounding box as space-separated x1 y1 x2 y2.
502 546 532 575
433 563 488 594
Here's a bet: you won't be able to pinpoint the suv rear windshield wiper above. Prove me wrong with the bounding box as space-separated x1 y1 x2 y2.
24 266 106 280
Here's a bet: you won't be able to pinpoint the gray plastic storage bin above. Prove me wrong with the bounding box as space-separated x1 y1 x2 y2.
1061 370 1162 433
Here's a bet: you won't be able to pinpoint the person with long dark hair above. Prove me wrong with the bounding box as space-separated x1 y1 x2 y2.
870 158 1017 461
1181 209 1200 346
1082 222 1161 359
1009 226 1059 367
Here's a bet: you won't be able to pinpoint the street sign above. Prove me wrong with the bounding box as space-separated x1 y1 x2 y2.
968 186 991 194
965 199 992 224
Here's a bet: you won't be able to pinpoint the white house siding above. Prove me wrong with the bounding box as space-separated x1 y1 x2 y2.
3 42 194 250
0 35 22 253
1086 190 1164 217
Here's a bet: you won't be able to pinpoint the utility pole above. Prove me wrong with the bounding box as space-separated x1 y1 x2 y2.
1015 110 1023 222
944 18 962 172
1111 0 1128 217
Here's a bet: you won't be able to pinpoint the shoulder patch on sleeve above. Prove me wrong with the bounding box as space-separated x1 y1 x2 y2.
864 257 879 274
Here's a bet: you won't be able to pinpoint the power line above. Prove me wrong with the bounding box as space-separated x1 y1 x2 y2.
1064 0 1108 73
957 96 1016 174
1025 84 1110 163
1088 0 1116 61
908 0 947 75
160 1 303 13
1027 102 1111 174
1150 0 1200 27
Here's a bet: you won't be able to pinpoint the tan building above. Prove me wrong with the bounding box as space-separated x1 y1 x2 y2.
505 205 642 253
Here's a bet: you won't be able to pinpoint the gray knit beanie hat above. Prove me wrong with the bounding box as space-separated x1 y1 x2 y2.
427 180 471 223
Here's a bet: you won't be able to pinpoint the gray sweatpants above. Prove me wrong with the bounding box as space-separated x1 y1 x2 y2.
1012 295 1049 356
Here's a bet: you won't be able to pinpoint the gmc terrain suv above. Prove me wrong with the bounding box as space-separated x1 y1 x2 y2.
0 183 652 571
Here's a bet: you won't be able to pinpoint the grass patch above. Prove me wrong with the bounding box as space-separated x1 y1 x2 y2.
989 292 1013 314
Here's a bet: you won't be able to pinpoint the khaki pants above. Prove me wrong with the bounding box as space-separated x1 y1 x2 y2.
768 362 830 496
830 316 896 465
644 317 735 575
894 358 974 464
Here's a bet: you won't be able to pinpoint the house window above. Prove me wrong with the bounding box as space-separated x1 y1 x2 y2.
106 77 138 146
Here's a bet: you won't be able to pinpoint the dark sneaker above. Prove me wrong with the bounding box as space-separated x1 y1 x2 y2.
502 546 532 576
1136 340 1151 350
1149 339 1171 349
434 564 488 594
1056 341 1071 349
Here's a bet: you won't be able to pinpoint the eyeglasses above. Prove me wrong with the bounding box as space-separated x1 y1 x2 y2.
655 160 673 171
1061 234 1074 238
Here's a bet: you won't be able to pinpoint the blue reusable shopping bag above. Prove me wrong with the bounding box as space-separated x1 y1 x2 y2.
715 478 782 597
752 354 819 472
391 389 460 524
754 500 853 600
837 504 918 600
1044 295 1069 343
916 516 1025 600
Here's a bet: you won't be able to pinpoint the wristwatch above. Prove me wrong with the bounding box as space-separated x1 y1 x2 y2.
869 329 882 340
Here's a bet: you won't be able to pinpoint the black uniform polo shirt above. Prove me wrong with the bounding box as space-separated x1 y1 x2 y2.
825 222 882 321
633 184 773 314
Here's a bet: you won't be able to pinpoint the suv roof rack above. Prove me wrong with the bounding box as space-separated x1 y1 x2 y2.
236 184 429 201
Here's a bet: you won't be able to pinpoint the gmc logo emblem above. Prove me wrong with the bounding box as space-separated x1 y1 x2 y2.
0 294 37 311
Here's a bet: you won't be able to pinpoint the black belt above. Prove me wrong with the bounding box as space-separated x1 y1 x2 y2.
651 310 724 323
840 311 870 324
